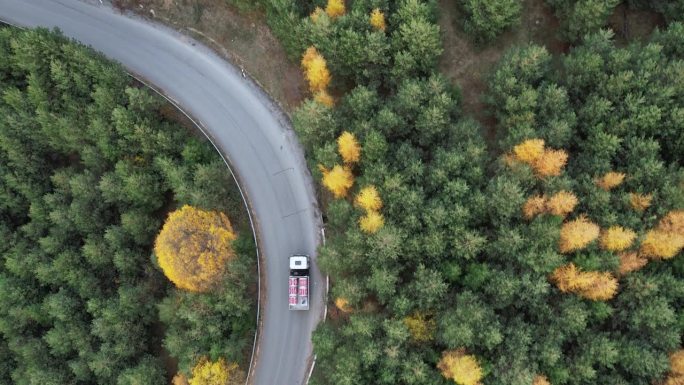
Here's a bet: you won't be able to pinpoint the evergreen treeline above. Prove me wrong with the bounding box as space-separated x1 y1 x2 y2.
248 0 684 384
0 28 255 384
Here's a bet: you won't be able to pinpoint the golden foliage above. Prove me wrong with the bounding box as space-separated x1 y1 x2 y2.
437 349 483 385
360 211 384 234
629 192 653 212
513 138 545 163
337 131 361 164
533 375 551 385
403 312 436 342
369 8 386 31
523 195 547 220
335 297 352 312
301 46 318 69
617 251 648 276
600 226 636 251
325 0 345 18
596 171 626 190
189 357 243 385
639 230 684 259
546 191 578 217
310 7 324 23
301 46 331 93
558 216 600 253
173 373 190 385
355 185 382 212
154 205 236 292
532 149 568 177
321 165 354 198
550 263 618 301
671 350 684 375
314 90 334 107
665 375 684 385
659 210 684 236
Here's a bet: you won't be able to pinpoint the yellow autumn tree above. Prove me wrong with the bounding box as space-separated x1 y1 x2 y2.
596 171 626 190
337 131 361 164
639 230 684 259
629 192 652 212
558 216 600 253
314 90 334 107
355 185 382 212
546 191 578 217
533 375 551 385
550 263 618 301
360 211 384 233
437 349 484 385
301 46 331 93
154 205 236 292
617 251 648 276
325 0 345 18
513 138 545 163
600 226 636 251
403 312 436 342
189 357 243 385
523 195 547 220
532 149 568 177
310 7 324 23
321 165 354 198
369 8 386 31
335 297 352 312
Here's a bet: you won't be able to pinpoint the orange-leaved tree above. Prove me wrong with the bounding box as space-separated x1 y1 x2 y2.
154 205 236 292
595 171 626 191
337 131 361 164
370 8 386 31
301 46 331 93
360 210 384 234
550 263 618 301
617 251 648 276
325 0 345 18
659 210 684 235
403 312 436 342
533 375 551 385
523 195 547 220
558 215 600 253
355 185 382 212
629 192 652 212
600 226 636 251
437 349 483 385
172 373 190 385
546 190 578 217
320 164 354 198
189 357 243 385
532 149 568 177
665 349 684 385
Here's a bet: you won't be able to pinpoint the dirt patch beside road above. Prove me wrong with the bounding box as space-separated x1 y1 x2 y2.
114 0 305 114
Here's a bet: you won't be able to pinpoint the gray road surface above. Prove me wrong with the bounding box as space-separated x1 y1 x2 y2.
0 1 324 385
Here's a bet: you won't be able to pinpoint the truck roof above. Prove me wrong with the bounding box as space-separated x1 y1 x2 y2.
289 255 308 270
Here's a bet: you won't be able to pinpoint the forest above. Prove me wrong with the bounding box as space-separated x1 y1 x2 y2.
2 0 684 384
0 27 255 385
246 0 684 384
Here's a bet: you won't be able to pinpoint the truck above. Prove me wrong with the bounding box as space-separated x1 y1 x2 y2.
288 255 309 311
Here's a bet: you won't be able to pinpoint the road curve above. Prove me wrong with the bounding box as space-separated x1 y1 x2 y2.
0 1 324 384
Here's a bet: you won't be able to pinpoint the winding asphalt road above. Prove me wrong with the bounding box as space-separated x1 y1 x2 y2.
0 1 324 384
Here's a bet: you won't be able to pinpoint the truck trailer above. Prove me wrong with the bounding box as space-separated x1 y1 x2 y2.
288 255 309 311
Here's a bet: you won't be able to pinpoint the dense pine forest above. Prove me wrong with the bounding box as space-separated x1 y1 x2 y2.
247 0 684 384
0 28 255 385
